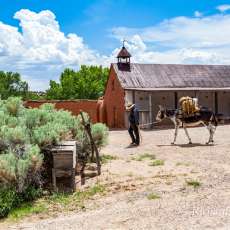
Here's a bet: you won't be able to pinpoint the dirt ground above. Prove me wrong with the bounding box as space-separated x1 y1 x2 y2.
4 124 230 230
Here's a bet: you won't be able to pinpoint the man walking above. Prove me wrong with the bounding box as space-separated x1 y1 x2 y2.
126 103 140 146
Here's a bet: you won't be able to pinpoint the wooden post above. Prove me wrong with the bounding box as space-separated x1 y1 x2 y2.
132 90 135 104
80 111 101 175
52 168 57 192
174 92 178 109
80 164 86 185
149 93 152 129
71 168 76 192
215 91 218 114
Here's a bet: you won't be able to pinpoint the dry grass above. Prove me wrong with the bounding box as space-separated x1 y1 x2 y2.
186 180 201 188
147 193 161 200
149 159 164 166
132 153 155 161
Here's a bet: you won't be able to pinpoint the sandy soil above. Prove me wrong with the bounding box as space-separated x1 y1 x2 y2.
3 125 230 230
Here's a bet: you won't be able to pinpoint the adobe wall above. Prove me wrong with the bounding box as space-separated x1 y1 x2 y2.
25 100 99 123
104 66 125 128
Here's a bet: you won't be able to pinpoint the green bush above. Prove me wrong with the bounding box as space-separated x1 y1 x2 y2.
92 123 109 148
0 186 43 218
0 97 109 218
0 98 77 194
0 187 19 218
5 97 23 116
74 113 109 162
22 186 42 202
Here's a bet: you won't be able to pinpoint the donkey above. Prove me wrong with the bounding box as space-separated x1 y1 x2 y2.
156 105 218 145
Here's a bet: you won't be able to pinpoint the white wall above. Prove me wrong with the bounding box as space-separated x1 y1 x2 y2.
124 90 230 128
124 90 133 106
152 91 175 121
134 91 149 111
218 92 230 118
196 91 215 111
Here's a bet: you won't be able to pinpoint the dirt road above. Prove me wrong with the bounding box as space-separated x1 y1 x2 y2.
6 125 230 229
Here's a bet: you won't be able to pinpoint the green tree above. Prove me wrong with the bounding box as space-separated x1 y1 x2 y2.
46 65 109 100
0 71 28 99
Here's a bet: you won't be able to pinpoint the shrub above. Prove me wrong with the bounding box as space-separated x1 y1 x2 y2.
0 145 43 192
74 113 109 162
92 123 109 148
0 187 19 218
0 97 109 218
0 186 42 218
22 186 42 202
5 97 23 116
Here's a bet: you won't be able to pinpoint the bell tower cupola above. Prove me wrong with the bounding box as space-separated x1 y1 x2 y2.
117 41 131 70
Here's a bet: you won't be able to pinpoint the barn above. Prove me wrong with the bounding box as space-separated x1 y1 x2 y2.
103 46 230 128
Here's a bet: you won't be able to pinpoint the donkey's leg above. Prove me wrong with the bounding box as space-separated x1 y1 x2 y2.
210 125 215 143
172 125 179 145
183 125 192 144
206 123 214 144
206 124 212 144
201 121 211 144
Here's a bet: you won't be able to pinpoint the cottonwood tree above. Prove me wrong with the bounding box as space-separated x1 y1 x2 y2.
0 71 28 99
46 65 109 99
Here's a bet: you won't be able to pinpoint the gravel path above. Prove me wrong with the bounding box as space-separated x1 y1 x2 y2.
4 125 230 230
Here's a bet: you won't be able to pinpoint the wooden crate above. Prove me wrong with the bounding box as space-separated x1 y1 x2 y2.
51 141 77 192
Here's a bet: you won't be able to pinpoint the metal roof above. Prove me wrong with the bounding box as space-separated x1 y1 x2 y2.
125 87 230 91
117 46 132 58
112 63 230 90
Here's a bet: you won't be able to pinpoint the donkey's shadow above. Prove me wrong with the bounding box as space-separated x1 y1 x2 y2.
157 143 215 148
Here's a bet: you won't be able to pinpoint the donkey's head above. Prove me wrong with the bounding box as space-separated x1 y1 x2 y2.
156 105 166 122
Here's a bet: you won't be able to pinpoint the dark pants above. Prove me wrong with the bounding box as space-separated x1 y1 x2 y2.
128 124 140 145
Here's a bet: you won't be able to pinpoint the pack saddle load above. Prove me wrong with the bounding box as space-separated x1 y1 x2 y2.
179 96 200 117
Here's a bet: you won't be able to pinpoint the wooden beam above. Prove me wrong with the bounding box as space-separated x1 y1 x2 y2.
215 92 218 114
149 93 153 128
132 90 135 104
174 91 178 109
80 111 101 176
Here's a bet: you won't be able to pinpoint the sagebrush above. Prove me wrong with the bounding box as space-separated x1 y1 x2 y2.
0 97 108 217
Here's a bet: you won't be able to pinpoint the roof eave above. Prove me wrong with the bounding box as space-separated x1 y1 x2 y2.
124 87 230 91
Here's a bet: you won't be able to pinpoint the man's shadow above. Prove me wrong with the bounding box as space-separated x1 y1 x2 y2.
125 144 139 149
157 143 215 148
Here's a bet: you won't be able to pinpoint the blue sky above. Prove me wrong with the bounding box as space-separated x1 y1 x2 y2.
0 0 230 90
1 0 228 53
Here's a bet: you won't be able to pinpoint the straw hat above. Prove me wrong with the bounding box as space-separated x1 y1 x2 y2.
126 103 135 111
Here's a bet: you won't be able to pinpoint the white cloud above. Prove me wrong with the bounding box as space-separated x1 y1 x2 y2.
113 15 230 49
216 4 230 12
2 8 230 91
194 11 202 17
0 9 111 90
113 35 222 65
111 12 230 65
